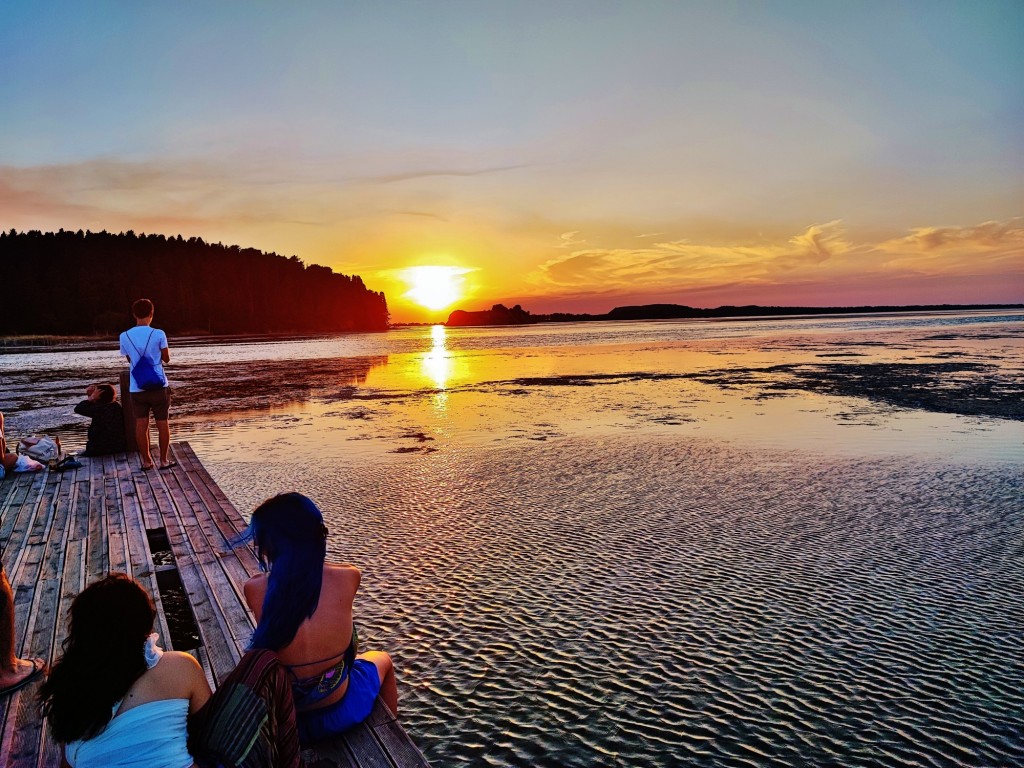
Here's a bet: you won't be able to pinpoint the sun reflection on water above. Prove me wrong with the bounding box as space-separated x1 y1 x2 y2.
422 324 451 390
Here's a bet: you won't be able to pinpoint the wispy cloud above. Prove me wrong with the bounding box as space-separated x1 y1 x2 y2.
531 219 1024 300
357 164 531 185
556 230 586 249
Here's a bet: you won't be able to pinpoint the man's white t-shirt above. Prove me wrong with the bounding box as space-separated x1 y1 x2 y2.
119 326 169 393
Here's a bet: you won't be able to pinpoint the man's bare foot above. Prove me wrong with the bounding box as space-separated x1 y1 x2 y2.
0 657 45 697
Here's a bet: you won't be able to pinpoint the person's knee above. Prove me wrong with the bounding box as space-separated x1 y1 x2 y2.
361 651 394 681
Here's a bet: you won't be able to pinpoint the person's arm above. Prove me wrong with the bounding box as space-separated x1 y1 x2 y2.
167 651 212 715
160 331 170 364
188 656 213 715
74 400 97 417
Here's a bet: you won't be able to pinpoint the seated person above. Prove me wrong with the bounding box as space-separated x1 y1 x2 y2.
0 412 45 478
240 493 399 744
74 384 127 457
39 574 211 768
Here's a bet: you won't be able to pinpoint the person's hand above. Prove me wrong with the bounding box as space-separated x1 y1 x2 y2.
86 384 98 400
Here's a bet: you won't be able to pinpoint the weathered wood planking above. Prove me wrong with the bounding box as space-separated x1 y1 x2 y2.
0 443 430 768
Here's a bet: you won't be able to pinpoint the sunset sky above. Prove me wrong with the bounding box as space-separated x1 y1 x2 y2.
2 1 1022 322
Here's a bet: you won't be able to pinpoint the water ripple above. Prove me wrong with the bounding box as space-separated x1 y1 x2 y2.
210 436 1024 767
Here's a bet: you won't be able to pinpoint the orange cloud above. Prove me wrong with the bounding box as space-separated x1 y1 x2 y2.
530 219 1022 300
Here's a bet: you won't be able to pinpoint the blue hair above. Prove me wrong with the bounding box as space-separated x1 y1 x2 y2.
246 492 328 651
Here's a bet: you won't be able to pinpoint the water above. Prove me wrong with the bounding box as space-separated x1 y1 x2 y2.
3 310 1023 766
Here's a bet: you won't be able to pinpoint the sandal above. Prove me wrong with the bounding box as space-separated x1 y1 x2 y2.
0 658 45 698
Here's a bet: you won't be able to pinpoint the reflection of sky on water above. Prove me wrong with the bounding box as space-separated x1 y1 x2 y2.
2 310 1022 465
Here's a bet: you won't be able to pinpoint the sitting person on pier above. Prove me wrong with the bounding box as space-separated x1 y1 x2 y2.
39 574 212 768
240 492 399 744
0 412 45 478
74 384 127 457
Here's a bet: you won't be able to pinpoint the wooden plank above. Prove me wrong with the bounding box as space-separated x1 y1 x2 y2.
365 699 430 768
84 455 108 582
15 465 76 768
301 743 360 768
2 468 58 578
159 467 255 661
0 470 46 548
0 467 72 767
340 720 399 768
112 454 172 646
103 454 129 575
167 462 259 613
156 474 242 681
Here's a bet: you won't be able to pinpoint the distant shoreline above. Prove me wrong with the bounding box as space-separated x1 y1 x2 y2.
443 302 1024 328
6 305 1015 350
5 305 1021 352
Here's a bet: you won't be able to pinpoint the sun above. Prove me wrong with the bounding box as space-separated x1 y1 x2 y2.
402 266 469 311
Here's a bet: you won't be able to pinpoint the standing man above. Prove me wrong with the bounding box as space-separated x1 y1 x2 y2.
120 298 176 470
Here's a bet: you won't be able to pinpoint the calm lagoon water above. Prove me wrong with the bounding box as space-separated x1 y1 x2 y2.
3 310 1023 767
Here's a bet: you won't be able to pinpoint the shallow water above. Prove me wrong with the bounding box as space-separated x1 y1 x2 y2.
3 310 1023 766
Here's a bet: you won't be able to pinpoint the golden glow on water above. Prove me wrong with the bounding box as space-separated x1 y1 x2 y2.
422 324 451 390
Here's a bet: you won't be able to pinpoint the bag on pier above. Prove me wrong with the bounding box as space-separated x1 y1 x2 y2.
20 435 60 462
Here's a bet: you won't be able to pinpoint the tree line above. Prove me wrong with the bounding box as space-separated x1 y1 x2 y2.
0 229 389 335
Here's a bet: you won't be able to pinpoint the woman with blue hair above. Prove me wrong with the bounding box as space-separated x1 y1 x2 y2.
241 492 398 744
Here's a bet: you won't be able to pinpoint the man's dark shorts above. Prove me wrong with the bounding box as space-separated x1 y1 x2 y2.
131 387 171 421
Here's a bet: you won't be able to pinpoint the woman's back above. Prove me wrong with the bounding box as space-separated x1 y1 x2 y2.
65 650 209 768
244 564 360 707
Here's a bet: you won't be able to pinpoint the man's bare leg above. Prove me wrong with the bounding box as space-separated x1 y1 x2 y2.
156 420 172 467
135 415 154 469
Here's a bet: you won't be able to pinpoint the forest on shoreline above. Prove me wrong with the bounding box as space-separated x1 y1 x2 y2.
0 230 389 335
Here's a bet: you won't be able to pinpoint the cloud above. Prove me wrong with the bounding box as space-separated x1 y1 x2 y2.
785 220 851 264
881 218 1024 252
357 164 530 185
530 219 1023 300
556 230 586 249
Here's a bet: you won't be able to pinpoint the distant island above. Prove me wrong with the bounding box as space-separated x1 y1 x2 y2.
0 229 389 335
447 302 1024 327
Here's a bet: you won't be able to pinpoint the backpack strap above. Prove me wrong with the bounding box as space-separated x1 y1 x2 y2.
125 328 156 359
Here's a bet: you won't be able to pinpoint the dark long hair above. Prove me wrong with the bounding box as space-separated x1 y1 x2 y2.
39 574 155 743
246 492 328 651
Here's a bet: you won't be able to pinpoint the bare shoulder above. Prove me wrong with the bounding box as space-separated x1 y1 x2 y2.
326 562 361 583
160 650 203 675
155 651 207 692
243 573 268 614
326 561 360 573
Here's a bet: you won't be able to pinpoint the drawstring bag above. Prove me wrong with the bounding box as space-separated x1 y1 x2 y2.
125 329 165 390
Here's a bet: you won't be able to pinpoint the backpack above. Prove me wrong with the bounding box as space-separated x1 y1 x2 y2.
125 329 165 391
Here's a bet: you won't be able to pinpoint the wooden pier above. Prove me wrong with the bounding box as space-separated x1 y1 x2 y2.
0 442 429 768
